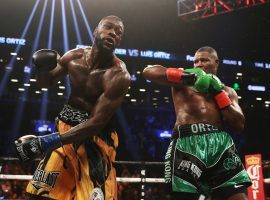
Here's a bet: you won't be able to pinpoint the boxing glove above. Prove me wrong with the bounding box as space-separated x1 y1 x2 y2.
192 73 224 94
194 73 231 109
193 74 212 93
184 68 206 77
32 49 58 73
209 74 225 93
208 74 232 109
14 133 62 163
166 68 197 85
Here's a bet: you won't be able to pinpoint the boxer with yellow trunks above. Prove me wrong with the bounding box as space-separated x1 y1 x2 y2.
15 15 130 200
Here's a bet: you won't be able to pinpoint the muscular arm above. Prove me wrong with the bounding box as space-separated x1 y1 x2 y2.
60 68 131 144
143 65 180 86
220 87 245 133
36 49 82 87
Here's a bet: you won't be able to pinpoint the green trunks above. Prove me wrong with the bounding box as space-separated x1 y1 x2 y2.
164 123 251 195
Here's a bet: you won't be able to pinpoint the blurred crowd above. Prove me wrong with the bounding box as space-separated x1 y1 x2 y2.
1 160 270 199
0 161 171 200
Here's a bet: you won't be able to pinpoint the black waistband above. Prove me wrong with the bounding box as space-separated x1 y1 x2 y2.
172 123 222 139
57 104 89 126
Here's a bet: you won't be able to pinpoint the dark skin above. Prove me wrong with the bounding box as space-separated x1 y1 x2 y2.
143 50 247 200
36 17 131 145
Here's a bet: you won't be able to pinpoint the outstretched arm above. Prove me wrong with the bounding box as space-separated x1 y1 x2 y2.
143 65 171 85
143 65 197 86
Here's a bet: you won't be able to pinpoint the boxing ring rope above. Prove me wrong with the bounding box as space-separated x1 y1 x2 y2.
0 174 165 183
1 157 270 184
0 157 165 183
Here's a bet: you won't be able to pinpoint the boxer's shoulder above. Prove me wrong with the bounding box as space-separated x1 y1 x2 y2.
60 48 84 65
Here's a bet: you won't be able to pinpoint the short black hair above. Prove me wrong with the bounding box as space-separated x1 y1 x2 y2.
196 46 218 59
98 15 124 29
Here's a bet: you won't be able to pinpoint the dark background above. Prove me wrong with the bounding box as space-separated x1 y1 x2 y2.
0 0 270 161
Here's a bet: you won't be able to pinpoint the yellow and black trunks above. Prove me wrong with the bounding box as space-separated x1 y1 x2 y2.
26 120 118 200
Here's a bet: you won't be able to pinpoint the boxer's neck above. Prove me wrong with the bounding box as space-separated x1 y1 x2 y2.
88 44 114 69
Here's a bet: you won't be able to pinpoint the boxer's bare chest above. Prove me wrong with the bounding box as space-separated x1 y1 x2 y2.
68 57 112 100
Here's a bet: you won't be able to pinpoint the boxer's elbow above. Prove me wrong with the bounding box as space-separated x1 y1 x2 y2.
143 65 164 82
142 66 153 80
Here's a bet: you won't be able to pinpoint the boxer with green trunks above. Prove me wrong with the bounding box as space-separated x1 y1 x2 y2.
143 46 251 200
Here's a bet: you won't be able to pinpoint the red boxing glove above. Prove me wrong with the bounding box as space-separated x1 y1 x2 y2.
166 68 184 83
214 90 232 109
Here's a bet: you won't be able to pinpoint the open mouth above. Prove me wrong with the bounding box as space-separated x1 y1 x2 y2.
105 38 114 46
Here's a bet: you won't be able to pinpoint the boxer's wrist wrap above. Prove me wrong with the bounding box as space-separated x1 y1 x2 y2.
39 132 62 152
166 68 184 83
214 90 232 109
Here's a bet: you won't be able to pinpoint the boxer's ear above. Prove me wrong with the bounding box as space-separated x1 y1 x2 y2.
94 28 98 37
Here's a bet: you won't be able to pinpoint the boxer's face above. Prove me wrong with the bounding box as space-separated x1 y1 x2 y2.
95 18 124 51
193 51 219 74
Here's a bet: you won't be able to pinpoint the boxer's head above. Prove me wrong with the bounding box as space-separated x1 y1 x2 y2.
94 15 124 52
194 46 219 75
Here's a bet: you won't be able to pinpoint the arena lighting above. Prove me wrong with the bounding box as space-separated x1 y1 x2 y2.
131 74 137 81
77 45 270 67
255 62 263 68
48 0 55 50
156 130 172 138
10 79 18 83
0 0 40 97
77 0 94 43
24 66 31 73
186 54 194 61
69 0 82 44
11 0 48 138
61 0 69 53
40 0 55 121
233 83 240 91
61 0 71 99
29 78 36 82
177 0 269 20
222 59 242 66
247 85 266 92
33 120 55 134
